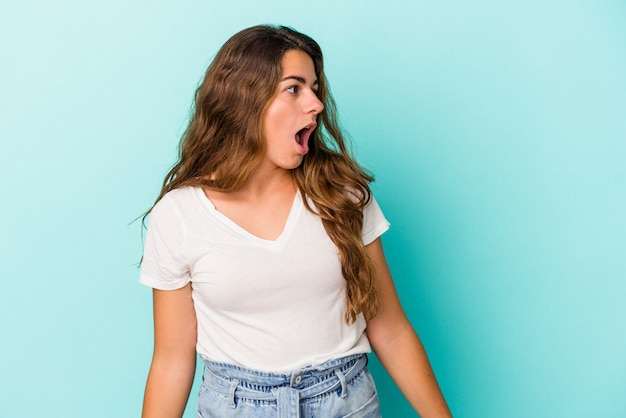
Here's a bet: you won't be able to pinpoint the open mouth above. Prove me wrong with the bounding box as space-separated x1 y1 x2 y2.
295 123 316 153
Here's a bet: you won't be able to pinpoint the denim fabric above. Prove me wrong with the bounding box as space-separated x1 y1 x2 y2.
197 354 381 418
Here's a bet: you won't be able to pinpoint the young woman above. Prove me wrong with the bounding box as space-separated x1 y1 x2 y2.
140 25 451 418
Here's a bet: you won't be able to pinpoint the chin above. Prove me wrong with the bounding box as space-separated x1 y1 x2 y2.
284 157 305 170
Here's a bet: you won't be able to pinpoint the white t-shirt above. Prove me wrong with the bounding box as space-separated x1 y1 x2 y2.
140 186 390 372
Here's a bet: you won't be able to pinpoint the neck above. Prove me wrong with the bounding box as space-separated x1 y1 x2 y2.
237 166 296 199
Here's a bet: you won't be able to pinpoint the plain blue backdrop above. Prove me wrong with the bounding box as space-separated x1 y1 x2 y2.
1 1 625 417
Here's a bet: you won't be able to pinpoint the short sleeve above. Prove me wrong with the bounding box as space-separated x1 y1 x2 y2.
139 196 190 290
362 196 391 245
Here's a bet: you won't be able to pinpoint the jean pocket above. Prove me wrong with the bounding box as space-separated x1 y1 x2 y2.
342 390 380 418
340 368 381 418
196 383 231 418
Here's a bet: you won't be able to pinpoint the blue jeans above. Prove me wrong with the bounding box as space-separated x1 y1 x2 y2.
197 353 381 417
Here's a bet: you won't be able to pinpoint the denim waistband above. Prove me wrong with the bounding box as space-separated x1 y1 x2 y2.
200 353 368 417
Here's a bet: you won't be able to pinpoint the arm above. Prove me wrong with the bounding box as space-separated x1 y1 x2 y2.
365 237 452 417
142 283 198 418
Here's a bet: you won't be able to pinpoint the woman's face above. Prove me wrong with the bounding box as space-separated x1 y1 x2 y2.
261 49 324 171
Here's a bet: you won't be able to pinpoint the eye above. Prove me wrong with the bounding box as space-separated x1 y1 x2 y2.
286 85 299 94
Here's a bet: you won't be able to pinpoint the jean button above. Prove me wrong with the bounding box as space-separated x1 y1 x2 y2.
295 375 302 384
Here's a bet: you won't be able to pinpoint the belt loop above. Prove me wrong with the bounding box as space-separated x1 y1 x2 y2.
228 379 240 408
273 386 300 418
334 369 347 398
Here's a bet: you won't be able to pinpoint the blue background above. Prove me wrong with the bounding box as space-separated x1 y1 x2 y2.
1 1 625 417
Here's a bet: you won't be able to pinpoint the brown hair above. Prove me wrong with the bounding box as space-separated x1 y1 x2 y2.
148 25 378 323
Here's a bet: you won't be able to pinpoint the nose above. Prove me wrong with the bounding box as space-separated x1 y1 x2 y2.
306 91 324 115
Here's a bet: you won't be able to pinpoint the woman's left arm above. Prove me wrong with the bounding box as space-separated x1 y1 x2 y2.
365 237 452 418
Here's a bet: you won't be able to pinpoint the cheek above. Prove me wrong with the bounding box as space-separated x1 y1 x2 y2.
263 109 276 136
263 107 279 133
266 111 291 136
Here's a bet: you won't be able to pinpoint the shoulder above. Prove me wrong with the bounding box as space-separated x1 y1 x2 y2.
153 186 199 212
362 193 391 245
157 186 198 207
364 193 383 213
148 186 202 227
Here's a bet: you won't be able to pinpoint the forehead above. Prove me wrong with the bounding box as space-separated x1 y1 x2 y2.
280 50 317 80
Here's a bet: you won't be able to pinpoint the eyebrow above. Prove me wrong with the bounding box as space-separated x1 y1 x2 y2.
280 75 319 86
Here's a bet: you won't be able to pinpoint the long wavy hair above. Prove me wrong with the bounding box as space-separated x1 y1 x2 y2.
147 24 378 323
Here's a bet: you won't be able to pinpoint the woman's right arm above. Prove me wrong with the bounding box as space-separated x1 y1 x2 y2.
142 283 197 418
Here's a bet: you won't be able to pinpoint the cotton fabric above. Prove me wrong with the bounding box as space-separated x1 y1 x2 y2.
140 186 390 371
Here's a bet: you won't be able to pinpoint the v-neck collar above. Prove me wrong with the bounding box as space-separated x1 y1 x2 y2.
194 187 302 248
